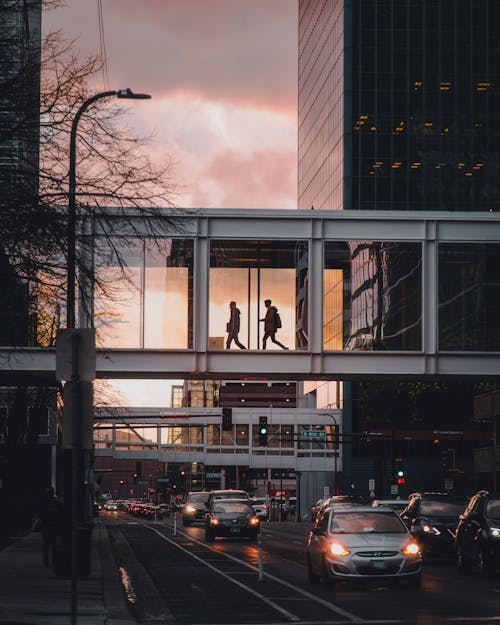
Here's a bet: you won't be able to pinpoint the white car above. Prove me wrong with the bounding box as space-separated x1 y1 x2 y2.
371 499 408 514
104 500 118 511
251 498 269 520
307 506 422 587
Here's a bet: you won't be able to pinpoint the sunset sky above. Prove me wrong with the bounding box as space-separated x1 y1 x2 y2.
44 1 299 406
43 0 298 209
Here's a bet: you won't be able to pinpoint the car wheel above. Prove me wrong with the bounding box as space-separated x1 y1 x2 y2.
307 554 320 585
205 530 215 542
456 543 470 573
477 545 491 577
407 573 422 589
320 557 333 588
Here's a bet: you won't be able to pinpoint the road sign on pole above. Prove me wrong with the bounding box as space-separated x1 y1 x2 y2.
301 430 326 439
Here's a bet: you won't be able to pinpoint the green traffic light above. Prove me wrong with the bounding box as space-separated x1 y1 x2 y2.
260 427 268 435
397 470 404 477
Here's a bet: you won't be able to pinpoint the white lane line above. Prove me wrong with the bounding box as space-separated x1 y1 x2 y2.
147 525 301 622
159 526 364 622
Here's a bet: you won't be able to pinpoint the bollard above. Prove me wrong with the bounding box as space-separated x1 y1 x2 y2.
257 533 264 582
173 510 177 536
154 508 157 525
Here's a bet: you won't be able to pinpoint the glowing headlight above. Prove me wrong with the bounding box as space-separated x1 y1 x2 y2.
403 542 421 556
249 516 260 526
329 542 350 556
490 527 500 538
210 518 219 525
422 525 441 535
184 505 196 513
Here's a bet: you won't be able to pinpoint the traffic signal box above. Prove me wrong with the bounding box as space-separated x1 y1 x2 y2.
259 416 268 447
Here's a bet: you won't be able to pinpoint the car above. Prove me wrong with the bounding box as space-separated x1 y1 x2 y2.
400 492 469 557
371 499 408 514
206 489 250 509
306 506 422 587
455 490 500 576
315 495 368 519
104 500 118 511
310 498 327 522
181 491 210 526
205 499 260 542
251 497 269 520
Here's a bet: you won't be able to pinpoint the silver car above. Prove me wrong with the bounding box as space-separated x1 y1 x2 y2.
306 506 422 587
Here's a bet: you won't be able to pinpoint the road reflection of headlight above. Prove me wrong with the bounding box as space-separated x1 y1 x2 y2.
422 525 441 535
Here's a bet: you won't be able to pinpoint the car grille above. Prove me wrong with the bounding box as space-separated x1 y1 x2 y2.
356 551 398 558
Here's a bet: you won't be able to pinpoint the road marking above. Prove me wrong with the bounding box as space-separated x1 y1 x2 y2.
156 525 364 622
147 525 301 622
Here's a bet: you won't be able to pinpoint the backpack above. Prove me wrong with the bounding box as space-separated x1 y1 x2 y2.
275 311 282 329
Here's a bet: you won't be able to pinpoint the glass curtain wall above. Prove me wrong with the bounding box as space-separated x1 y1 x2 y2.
209 240 309 351
439 243 500 350
324 241 422 350
94 238 193 348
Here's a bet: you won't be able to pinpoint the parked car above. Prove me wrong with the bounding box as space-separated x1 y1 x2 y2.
181 491 210 526
371 499 408 514
455 490 500 576
400 492 469 557
251 497 269 520
205 499 260 542
306 506 422 587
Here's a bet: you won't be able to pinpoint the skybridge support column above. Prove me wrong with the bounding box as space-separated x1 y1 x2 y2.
194 226 209 359
423 222 438 374
310 227 324 358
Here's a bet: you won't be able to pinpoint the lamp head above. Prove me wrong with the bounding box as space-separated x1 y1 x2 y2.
116 88 151 99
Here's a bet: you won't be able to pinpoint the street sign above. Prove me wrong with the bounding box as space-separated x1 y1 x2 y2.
56 328 96 382
301 430 326 439
444 478 453 491
206 472 222 479
156 478 170 483
368 478 375 491
391 484 398 495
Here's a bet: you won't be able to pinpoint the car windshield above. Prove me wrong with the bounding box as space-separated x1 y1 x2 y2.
212 502 253 514
187 493 208 503
252 499 266 505
329 511 407 534
213 492 247 500
376 501 406 510
486 499 500 518
420 501 466 516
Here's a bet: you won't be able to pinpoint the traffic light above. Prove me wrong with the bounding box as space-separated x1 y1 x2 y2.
397 470 405 485
135 461 142 478
119 479 124 486
222 407 233 431
259 416 268 447
133 472 138 484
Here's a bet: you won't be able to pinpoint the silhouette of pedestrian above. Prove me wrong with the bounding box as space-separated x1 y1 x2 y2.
226 301 246 349
260 299 288 350
36 487 62 567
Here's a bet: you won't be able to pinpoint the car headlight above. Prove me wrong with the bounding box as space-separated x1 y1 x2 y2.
402 542 421 556
489 527 500 538
210 518 219 525
249 516 260 526
422 524 441 535
184 505 196 513
329 542 350 556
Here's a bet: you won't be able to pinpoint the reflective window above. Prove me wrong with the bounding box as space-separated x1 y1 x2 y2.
324 241 422 350
94 238 193 348
439 243 500 350
209 240 308 351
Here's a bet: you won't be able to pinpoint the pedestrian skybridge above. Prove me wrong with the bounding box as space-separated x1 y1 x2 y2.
3 209 500 382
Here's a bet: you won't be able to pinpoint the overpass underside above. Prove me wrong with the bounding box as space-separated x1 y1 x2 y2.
2 209 500 382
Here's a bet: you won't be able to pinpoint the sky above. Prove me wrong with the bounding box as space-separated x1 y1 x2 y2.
43 1 298 406
43 0 298 209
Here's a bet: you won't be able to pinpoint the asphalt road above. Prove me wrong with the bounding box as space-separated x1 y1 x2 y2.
103 511 500 625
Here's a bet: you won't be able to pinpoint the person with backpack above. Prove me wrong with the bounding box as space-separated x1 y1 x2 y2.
225 301 246 349
260 299 288 350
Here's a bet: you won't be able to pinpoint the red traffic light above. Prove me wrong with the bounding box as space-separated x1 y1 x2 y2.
180 470 185 476
397 477 405 485
119 479 124 485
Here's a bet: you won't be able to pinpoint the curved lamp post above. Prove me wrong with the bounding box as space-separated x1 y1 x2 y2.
67 88 151 328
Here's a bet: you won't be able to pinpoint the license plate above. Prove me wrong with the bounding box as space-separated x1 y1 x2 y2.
369 559 387 569
230 527 240 534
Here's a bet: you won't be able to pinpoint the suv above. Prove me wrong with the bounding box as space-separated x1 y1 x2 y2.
401 492 469 556
206 489 250 510
181 491 210 526
455 490 500 576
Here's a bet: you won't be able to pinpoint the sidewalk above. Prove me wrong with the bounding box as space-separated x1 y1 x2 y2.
0 521 135 625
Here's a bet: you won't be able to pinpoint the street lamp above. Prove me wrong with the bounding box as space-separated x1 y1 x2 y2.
65 88 150 625
67 88 151 328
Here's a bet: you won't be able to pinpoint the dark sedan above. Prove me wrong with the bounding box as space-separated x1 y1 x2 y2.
205 499 260 542
401 492 468 557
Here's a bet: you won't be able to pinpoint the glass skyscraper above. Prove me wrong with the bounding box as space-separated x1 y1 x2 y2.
299 0 500 212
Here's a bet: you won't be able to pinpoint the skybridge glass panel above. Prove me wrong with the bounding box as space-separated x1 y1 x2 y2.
324 241 422 350
94 238 193 348
209 240 309 351
438 243 500 351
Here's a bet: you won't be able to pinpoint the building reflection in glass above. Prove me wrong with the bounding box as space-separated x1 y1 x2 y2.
324 241 422 350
